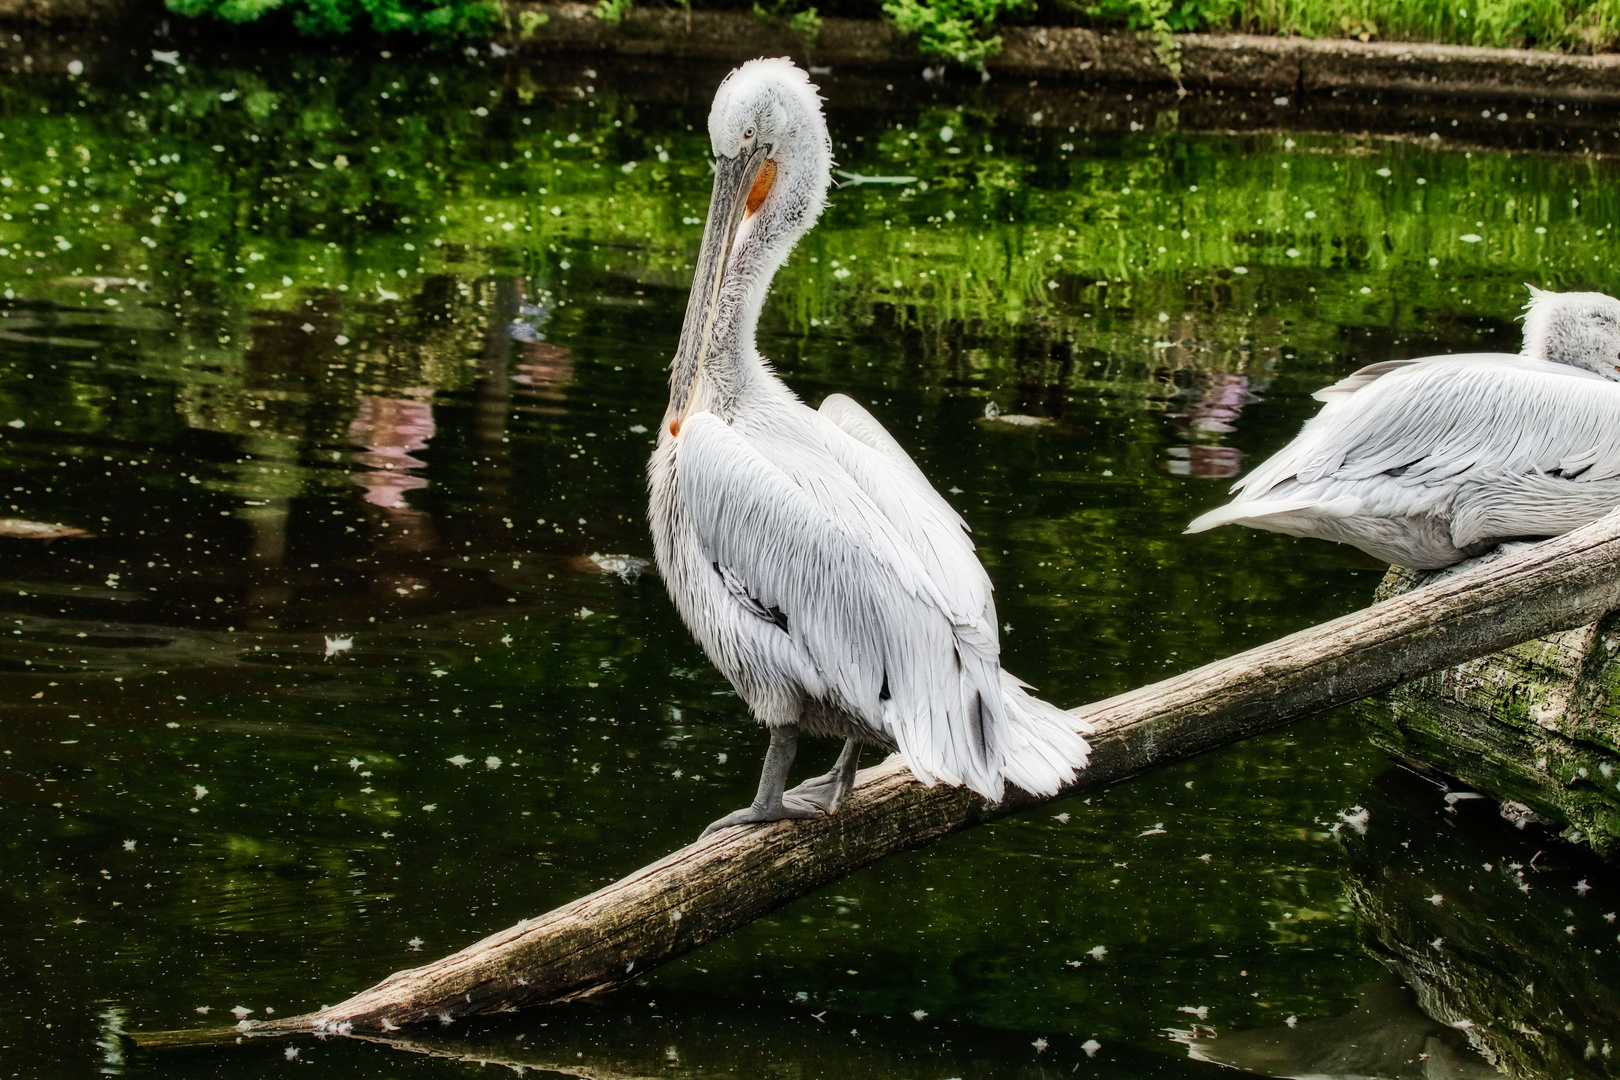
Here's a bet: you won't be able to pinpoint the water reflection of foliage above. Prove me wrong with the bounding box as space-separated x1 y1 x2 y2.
1 53 1615 436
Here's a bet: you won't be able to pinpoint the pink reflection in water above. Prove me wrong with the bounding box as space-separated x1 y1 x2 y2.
1179 373 1252 434
1165 445 1244 479
348 392 436 509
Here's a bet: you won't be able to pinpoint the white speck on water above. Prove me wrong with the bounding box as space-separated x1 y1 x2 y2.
408 938 424 950
939 125 953 142
1376 167 1391 177
1088 945 1107 960
1461 234 1483 243
348 758 362 771
1232 266 1248 275
1138 823 1166 837
193 785 208 800
1337 806 1370 834
422 804 437 812
1157 312 1169 323
122 840 136 852
447 755 471 767
1432 937 1445 949
1576 879 1592 895
1053 812 1071 823
284 1047 299 1061
911 1009 928 1020
1427 894 1444 905
1032 1037 1049 1052
438 1012 454 1025
1082 1039 1101 1057
630 423 648 434
1284 1015 1297 1027
948 486 964 494
194 1006 210 1015
1604 912 1616 922
1567 924 1578 935
485 756 502 770
1066 960 1082 967
795 991 808 1002
1177 1005 1210 1020
579 607 595 618
431 669 447 677
324 635 352 656
1198 853 1212 862
230 1006 252 1019
335 335 350 346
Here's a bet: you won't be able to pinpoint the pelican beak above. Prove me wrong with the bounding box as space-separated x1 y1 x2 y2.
670 143 772 435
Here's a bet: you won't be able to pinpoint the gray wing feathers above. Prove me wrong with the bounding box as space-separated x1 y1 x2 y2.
1238 357 1620 502
1312 359 1423 404
1452 470 1620 549
678 411 1006 798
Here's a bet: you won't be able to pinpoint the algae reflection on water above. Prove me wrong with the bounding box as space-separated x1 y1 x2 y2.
0 42 1617 1077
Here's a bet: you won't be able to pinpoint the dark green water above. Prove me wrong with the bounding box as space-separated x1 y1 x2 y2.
1 33 1618 1078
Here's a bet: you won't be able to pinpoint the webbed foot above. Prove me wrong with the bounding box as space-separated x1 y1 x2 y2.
781 738 862 815
700 800 823 838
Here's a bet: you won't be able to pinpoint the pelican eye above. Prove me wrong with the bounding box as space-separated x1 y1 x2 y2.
743 125 756 140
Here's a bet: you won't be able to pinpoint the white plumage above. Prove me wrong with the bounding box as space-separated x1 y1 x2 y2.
1186 288 1620 568
648 59 1089 835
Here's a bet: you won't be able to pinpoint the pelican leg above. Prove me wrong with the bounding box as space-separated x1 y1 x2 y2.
700 725 825 838
781 738 861 815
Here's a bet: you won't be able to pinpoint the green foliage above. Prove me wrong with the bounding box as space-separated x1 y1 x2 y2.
166 0 500 36
516 7 549 35
881 0 1034 68
753 0 823 38
594 0 635 22
1079 0 1620 52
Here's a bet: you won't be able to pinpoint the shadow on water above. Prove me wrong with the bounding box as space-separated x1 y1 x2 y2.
2 25 1620 1079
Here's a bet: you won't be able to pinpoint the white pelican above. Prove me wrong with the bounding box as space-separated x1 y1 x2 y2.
1186 287 1620 568
648 59 1091 837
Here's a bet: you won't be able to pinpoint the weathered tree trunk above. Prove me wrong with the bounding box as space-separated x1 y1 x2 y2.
130 511 1620 1049
1367 566 1620 858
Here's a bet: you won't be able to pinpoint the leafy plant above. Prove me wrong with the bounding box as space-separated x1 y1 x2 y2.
165 0 500 35
753 0 823 39
517 7 549 36
593 0 634 22
881 0 1034 68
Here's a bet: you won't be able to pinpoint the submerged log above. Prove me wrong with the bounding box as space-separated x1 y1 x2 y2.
1341 768 1620 1079
130 511 1620 1049
1367 566 1620 857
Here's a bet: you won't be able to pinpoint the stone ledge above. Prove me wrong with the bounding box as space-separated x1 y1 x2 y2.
504 3 1620 103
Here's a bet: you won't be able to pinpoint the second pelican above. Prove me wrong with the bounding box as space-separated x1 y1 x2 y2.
1187 287 1620 568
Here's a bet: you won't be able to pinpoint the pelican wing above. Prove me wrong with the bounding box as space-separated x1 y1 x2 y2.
1237 355 1620 499
812 394 991 635
677 411 1005 798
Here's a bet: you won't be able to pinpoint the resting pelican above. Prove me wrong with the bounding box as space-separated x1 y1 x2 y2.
1186 287 1620 568
648 59 1091 837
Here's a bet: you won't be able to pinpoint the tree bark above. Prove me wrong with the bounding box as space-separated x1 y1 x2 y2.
130 510 1620 1049
1363 565 1620 858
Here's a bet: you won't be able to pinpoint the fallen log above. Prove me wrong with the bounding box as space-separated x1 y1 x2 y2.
130 509 1620 1049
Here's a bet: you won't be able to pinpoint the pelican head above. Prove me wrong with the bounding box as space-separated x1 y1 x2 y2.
668 58 832 432
1521 285 1620 380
